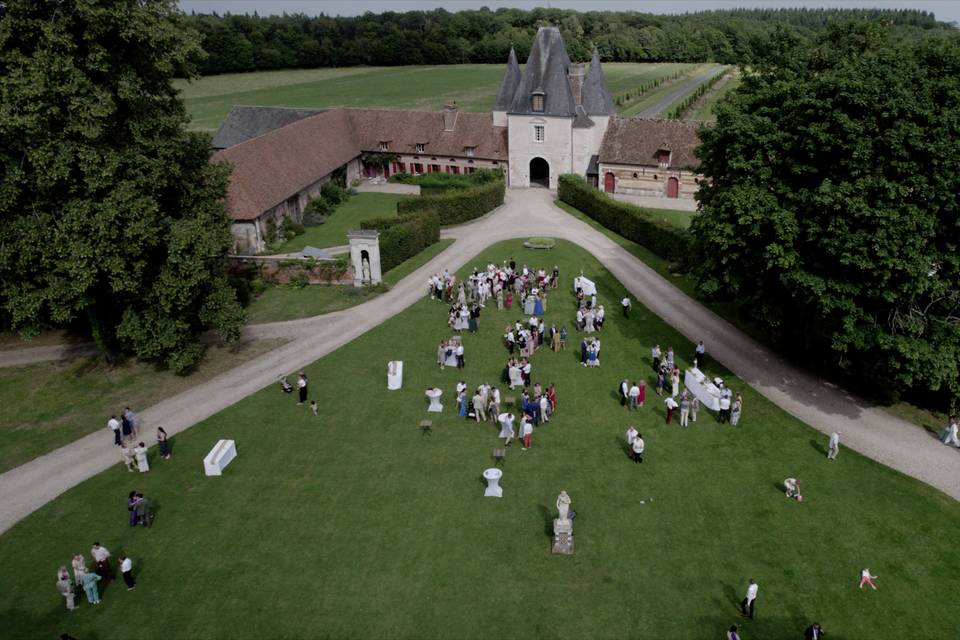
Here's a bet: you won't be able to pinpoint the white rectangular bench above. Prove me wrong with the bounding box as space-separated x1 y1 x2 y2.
203 439 237 476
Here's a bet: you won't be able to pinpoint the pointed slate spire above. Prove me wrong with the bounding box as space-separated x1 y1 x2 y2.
508 27 577 117
581 47 616 116
493 47 521 112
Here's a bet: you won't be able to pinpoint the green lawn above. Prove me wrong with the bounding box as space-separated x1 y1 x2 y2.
0 339 286 474
244 239 455 324
178 63 705 131
269 193 409 253
644 206 697 229
2 239 957 639
693 72 742 121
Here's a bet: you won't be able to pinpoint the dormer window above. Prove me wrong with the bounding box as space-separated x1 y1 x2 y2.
378 141 389 152
464 146 476 157
415 143 425 153
657 149 671 168
531 91 545 113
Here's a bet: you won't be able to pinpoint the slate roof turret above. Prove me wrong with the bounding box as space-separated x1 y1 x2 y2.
582 48 617 116
494 47 521 112
508 27 577 117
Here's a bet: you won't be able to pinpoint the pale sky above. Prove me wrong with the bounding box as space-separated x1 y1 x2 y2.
179 1 960 24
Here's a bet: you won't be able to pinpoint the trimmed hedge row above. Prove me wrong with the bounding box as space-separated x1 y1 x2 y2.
360 213 440 272
389 169 500 191
557 174 690 268
397 176 505 225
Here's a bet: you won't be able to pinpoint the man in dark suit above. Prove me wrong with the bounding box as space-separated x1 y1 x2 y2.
803 622 825 639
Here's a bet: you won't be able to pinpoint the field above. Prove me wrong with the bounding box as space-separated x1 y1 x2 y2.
2 238 957 639
176 63 704 131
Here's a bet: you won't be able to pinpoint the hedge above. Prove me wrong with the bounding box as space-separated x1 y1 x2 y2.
397 176 505 225
557 174 690 268
361 212 440 272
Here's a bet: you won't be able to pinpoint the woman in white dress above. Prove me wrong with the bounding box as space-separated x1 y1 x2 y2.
584 310 595 333
133 442 149 473
508 364 524 390
671 369 680 397
72 554 88 585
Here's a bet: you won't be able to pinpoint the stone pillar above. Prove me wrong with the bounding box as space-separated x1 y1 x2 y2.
347 229 383 287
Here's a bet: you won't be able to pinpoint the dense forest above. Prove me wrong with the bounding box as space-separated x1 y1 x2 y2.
184 7 954 75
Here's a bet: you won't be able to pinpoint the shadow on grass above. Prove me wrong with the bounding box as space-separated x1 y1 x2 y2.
809 439 826 456
538 504 553 538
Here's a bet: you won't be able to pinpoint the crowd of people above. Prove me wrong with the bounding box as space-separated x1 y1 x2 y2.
55 542 138 610
449 378 558 451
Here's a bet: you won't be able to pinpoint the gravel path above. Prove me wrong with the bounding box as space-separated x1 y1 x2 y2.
638 65 727 117
1 189 956 535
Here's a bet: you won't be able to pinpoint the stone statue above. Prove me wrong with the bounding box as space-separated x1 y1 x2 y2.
556 490 571 523
362 257 371 282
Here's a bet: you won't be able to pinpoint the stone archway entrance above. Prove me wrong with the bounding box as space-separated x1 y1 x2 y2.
529 157 550 188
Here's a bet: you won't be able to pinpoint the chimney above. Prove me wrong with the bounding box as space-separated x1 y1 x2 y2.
443 103 458 131
568 63 585 105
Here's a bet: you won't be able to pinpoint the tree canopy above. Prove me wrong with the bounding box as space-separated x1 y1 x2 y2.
691 23 960 406
183 7 953 75
0 0 244 372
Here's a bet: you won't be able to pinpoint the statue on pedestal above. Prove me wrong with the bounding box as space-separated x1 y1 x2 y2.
556 490 571 523
552 490 575 555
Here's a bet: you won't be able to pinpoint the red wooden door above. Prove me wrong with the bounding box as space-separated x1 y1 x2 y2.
604 172 615 193
666 176 679 198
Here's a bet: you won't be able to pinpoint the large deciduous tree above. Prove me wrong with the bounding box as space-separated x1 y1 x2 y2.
692 23 960 406
0 0 244 372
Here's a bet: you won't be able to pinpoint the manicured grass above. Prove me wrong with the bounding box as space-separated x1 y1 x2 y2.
693 72 742 121
269 193 409 254
644 206 697 229
554 200 948 434
244 240 455 324
0 339 286 474
178 63 705 131
2 239 957 639
619 63 714 117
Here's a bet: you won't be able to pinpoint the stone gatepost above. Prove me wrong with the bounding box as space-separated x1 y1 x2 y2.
347 229 382 287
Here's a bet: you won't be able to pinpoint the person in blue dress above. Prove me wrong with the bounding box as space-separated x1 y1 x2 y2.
458 390 468 418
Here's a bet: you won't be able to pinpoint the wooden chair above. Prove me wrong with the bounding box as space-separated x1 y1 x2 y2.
419 420 432 435
493 448 505 466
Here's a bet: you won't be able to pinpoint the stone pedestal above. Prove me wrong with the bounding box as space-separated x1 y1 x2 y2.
425 389 443 412
387 361 403 390
483 468 503 497
552 519 574 554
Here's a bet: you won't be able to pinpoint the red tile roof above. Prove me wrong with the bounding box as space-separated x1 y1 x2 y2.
214 108 508 221
599 117 706 169
347 108 508 160
212 109 359 221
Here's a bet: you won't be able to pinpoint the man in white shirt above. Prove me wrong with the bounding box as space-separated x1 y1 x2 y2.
628 383 640 410
120 554 135 591
719 394 731 423
472 391 486 422
827 432 840 460
455 343 465 369
664 396 679 424
90 543 113 580
621 296 631 318
631 433 645 463
651 345 661 371
741 579 758 619
620 379 630 407
625 426 638 447
108 415 121 446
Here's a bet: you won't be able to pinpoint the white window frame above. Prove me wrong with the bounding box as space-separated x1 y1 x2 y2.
464 146 476 157
415 143 425 153
532 122 545 143
378 141 389 151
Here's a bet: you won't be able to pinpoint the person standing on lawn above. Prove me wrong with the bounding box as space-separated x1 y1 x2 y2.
157 426 171 459
90 543 113 580
827 432 840 460
741 578 758 619
135 493 151 527
679 395 690 427
56 573 77 610
631 433 645 463
859 568 878 589
119 553 135 591
803 622 825 639
297 372 308 405
694 340 706 368
81 571 102 605
134 442 149 473
664 396 678 424
651 344 661 371
621 296 631 318
521 415 533 450
628 382 640 410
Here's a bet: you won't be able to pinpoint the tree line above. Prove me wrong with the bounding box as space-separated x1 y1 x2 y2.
184 7 952 75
